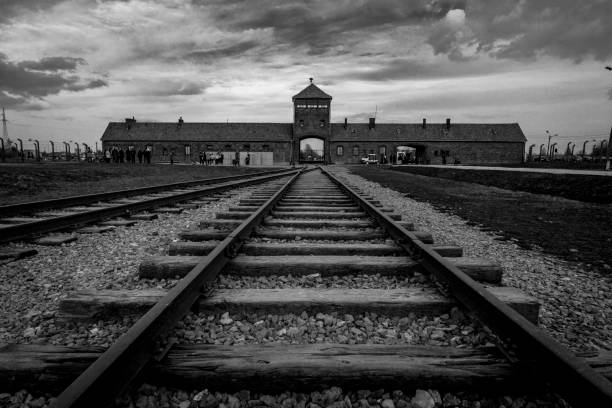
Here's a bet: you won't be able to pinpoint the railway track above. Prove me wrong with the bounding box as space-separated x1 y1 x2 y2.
1 167 611 407
0 168 294 245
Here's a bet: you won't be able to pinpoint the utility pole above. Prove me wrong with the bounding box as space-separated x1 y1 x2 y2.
606 127 611 171
1 108 7 162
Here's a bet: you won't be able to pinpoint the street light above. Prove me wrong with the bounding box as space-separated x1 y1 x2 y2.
70 141 80 162
606 67 612 170
49 141 55 161
545 130 557 158
550 142 558 160
527 143 536 161
28 138 40 161
16 138 24 162
582 139 596 159
539 143 545 161
62 141 71 161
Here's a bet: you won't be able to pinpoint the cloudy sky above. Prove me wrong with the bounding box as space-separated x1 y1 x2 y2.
1 0 611 153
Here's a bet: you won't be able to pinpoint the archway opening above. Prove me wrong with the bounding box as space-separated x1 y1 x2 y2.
299 137 324 162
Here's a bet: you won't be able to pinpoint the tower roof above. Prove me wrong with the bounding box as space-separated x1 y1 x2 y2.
292 82 332 100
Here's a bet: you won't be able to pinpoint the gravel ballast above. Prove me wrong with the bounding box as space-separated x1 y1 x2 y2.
333 166 612 353
0 180 285 346
0 385 570 408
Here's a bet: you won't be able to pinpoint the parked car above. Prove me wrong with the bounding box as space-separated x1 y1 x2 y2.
361 153 378 164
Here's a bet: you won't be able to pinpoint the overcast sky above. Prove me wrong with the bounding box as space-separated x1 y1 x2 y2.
1 0 611 153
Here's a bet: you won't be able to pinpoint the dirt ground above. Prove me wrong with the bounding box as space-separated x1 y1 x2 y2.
349 166 612 277
0 163 277 205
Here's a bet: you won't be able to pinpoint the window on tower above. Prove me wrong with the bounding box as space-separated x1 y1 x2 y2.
320 119 326 127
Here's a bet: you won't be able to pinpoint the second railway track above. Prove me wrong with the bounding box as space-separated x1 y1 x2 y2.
1 167 611 407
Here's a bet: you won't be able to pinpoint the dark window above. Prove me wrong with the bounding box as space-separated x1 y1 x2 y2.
224 144 232 150
206 144 213 150
379 145 386 155
262 144 270 151
320 119 326 127
243 144 250 151
336 145 344 156
162 148 167 156
353 145 359 156
434 150 439 156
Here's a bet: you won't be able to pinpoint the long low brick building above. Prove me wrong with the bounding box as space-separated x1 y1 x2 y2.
101 81 526 166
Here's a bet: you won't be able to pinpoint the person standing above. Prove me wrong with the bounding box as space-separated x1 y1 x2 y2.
137 149 143 164
234 150 240 166
170 151 174 165
245 152 250 166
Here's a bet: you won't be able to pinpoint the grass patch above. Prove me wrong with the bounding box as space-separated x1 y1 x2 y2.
0 163 279 205
385 166 612 203
350 166 612 275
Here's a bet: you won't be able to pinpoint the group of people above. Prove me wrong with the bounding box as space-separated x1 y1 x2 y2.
198 151 224 165
104 147 151 164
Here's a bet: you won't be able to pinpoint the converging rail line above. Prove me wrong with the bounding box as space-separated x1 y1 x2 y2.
0 168 293 244
1 167 611 407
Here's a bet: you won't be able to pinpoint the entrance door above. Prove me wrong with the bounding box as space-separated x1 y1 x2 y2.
299 137 325 163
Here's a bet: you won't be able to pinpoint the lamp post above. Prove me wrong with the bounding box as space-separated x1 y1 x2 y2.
28 139 40 161
83 143 89 162
606 67 612 170
582 139 595 159
71 141 80 162
16 138 24 162
545 130 557 159
49 141 55 161
539 144 545 161
527 144 535 161
63 142 71 161
550 142 558 160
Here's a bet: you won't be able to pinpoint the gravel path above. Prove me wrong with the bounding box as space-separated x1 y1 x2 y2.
0 180 284 346
331 166 612 353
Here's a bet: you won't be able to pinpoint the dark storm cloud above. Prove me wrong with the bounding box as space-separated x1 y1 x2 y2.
18 56 86 71
427 0 612 62
201 0 466 55
184 41 260 62
0 53 107 109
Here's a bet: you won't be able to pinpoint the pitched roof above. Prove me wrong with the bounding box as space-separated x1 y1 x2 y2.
101 122 292 142
330 123 526 143
292 83 332 100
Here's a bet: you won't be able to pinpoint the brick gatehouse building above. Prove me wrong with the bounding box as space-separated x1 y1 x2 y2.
101 80 526 165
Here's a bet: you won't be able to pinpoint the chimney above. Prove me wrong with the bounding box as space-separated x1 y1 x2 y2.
446 118 451 130
344 118 348 129
369 117 375 129
178 116 184 125
125 117 136 124
422 118 426 129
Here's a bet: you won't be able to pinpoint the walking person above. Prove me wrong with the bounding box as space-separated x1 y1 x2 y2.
234 150 240 166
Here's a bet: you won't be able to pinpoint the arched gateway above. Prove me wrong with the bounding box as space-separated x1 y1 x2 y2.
299 137 325 162
292 78 332 164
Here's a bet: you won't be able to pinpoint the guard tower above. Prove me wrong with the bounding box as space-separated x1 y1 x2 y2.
292 78 332 163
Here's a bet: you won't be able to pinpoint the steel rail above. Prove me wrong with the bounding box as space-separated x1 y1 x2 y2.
0 168 290 217
52 168 302 408
320 166 612 407
0 169 298 244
